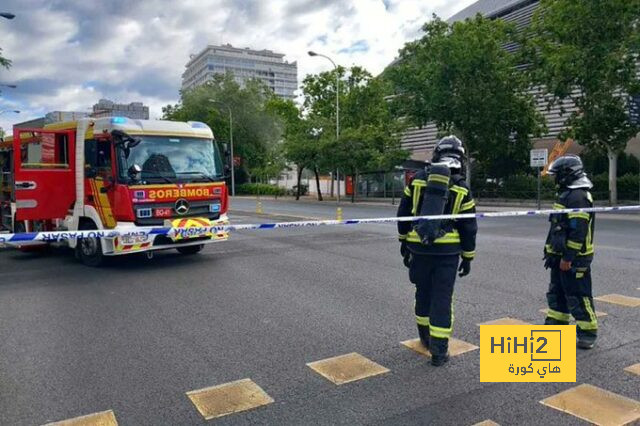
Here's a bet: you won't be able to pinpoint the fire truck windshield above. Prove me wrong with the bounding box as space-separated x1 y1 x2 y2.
116 136 223 184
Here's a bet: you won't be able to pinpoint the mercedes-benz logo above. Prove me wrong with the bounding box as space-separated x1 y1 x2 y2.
175 198 190 215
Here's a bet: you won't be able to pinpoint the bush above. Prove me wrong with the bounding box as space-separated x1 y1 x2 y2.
236 183 286 196
591 173 639 201
288 184 308 196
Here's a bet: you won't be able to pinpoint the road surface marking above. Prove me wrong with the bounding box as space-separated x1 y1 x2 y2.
306 352 390 385
186 378 274 420
472 421 500 426
401 337 478 358
477 317 530 325
540 384 640 426
43 410 117 426
540 308 608 318
594 294 640 307
624 363 640 376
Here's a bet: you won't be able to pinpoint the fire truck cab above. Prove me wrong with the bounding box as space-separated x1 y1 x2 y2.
0 117 230 266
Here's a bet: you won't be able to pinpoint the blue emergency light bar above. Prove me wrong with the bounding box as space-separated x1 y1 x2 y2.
111 116 128 124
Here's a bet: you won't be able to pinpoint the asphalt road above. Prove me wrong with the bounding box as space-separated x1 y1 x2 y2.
0 198 639 425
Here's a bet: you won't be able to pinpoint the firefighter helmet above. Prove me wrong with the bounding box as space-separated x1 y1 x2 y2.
432 135 465 170
547 155 589 188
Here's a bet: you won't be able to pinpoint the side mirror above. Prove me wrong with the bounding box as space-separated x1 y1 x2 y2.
128 164 142 180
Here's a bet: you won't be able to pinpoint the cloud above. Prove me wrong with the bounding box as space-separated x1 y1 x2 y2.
0 0 477 133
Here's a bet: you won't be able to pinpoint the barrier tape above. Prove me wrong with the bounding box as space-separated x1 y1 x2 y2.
0 205 638 246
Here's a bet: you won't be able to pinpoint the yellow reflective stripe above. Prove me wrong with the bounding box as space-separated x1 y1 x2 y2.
454 194 464 215
411 179 426 215
462 251 475 259
568 212 590 220
450 185 468 196
460 200 475 211
406 231 421 243
545 244 560 255
404 187 411 196
427 174 450 185
416 315 430 326
581 297 598 330
586 191 593 203
429 325 452 339
546 309 570 322
406 230 461 244
553 203 566 210
434 230 460 244
567 240 583 250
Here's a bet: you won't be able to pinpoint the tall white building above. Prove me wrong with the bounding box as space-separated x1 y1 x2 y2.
182 44 298 99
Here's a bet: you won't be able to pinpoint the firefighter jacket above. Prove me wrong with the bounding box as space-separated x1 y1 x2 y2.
545 188 595 262
397 169 478 259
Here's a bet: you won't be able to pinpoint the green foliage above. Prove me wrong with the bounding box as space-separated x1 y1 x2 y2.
235 183 286 196
388 15 545 179
583 151 639 176
162 73 281 182
302 67 408 177
591 173 639 200
529 0 640 154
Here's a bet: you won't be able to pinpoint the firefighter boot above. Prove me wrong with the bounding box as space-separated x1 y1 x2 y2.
577 331 597 350
429 337 449 366
417 324 430 350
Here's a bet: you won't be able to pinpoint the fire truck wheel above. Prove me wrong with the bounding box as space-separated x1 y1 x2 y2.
176 244 204 255
76 223 104 267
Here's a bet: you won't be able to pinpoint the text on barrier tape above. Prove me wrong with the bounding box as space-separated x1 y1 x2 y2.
0 205 639 246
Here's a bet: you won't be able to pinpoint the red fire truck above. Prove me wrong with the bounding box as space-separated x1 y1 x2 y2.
0 117 230 266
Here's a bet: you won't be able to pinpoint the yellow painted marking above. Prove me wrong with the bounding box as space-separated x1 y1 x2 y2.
624 363 640 376
540 384 640 426
539 308 607 318
401 337 478 358
594 294 640 308
43 410 117 426
477 317 530 326
186 378 274 420
472 421 500 426
306 352 389 385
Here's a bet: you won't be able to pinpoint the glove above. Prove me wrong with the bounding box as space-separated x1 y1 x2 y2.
458 259 471 277
400 241 412 268
543 255 556 270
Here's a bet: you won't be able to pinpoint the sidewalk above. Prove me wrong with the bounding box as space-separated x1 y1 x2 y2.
231 195 640 221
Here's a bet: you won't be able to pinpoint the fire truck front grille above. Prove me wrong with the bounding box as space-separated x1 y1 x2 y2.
134 200 220 226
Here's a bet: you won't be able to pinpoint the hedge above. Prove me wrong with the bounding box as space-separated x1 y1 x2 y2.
236 183 286 196
474 173 639 201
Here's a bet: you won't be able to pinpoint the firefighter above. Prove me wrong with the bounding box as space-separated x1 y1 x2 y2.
398 136 478 366
543 154 598 349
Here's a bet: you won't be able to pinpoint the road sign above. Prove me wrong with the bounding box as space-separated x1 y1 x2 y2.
530 149 548 168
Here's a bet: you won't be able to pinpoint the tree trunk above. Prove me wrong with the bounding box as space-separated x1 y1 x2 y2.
296 165 304 201
351 173 356 203
330 171 334 197
314 166 323 201
607 148 618 206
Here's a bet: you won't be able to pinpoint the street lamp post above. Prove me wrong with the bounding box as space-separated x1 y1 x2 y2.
308 50 341 202
209 99 235 196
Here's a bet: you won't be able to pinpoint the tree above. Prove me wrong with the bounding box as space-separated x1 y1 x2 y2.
267 97 327 200
388 15 545 181
529 0 640 205
302 67 408 202
163 73 281 183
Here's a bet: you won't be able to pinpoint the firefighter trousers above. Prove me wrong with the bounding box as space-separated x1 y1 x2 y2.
409 254 459 341
545 259 598 338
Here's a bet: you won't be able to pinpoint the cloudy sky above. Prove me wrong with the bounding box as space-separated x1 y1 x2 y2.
0 0 476 133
